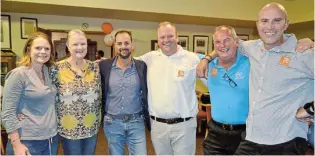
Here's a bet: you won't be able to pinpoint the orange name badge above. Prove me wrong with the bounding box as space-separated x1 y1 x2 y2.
279 56 291 67
177 70 184 77
211 67 218 77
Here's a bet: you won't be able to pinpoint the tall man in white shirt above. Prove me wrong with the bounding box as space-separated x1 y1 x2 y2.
139 21 200 155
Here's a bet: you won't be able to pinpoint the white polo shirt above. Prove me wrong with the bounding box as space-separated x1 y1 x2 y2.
140 46 199 118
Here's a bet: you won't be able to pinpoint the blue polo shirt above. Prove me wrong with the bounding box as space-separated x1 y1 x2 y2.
198 51 249 124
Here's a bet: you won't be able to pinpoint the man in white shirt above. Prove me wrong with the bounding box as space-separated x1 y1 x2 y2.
139 21 199 155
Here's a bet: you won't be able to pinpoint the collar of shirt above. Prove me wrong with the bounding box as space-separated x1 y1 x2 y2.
111 56 135 69
211 50 245 70
256 34 297 53
155 45 186 58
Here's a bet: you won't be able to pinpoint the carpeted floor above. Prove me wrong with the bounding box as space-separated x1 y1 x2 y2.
57 128 206 155
56 128 314 155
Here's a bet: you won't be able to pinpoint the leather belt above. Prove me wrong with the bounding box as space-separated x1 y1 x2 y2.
107 112 143 121
150 115 192 124
212 119 246 131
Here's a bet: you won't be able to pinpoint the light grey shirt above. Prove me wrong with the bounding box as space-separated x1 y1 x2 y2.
239 34 314 145
106 58 142 116
1 66 58 140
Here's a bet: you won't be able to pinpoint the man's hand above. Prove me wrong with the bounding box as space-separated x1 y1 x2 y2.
197 59 209 78
296 107 314 123
196 51 217 78
296 38 314 53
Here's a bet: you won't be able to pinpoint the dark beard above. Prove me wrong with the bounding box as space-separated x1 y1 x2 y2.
118 51 131 59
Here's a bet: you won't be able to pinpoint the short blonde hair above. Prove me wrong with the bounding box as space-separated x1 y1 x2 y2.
66 29 87 45
17 32 55 67
157 21 178 35
213 25 239 40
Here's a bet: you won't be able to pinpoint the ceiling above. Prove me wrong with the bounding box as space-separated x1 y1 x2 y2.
1 1 313 31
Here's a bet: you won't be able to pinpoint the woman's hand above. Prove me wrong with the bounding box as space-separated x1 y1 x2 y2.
12 140 31 156
17 114 25 121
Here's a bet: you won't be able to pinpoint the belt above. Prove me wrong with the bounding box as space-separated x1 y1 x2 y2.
150 115 192 124
107 112 143 121
212 119 246 131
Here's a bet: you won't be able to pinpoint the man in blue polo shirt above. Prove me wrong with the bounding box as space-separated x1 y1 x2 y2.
199 25 249 155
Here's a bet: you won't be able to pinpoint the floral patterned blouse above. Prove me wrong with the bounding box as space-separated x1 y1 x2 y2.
50 60 101 139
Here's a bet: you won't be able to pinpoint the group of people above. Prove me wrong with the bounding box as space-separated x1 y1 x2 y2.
197 2 314 155
1 2 314 156
2 29 102 155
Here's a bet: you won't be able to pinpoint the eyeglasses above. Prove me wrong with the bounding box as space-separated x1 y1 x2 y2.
223 73 237 88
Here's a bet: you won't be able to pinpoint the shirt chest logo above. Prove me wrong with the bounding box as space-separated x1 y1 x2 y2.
235 72 245 80
279 56 291 67
177 70 184 77
211 67 218 77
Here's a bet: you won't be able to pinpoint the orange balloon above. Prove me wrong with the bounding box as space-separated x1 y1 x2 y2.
101 22 113 34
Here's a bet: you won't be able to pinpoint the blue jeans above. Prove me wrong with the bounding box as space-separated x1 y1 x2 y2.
103 115 147 155
6 135 58 155
59 134 97 155
308 122 314 148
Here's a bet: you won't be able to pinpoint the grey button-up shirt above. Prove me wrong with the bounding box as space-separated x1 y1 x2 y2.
240 34 314 145
1 66 58 140
105 58 142 116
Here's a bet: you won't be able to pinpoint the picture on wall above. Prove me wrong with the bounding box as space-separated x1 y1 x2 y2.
1 62 9 74
21 17 38 39
151 40 159 50
238 34 249 41
1 75 5 86
193 35 209 55
178 35 189 50
1 15 12 50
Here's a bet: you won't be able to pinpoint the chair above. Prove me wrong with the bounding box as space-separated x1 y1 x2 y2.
196 91 211 138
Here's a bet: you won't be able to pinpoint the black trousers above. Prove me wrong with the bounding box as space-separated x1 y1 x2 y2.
203 120 245 155
234 136 308 155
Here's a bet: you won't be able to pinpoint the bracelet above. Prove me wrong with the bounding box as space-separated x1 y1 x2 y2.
201 57 210 62
202 55 213 62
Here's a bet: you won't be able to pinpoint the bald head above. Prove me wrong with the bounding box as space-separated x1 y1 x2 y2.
259 2 288 20
256 2 290 50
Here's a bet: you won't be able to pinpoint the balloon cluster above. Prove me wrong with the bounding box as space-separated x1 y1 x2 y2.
102 22 116 46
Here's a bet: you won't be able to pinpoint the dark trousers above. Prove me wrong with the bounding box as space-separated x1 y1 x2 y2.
203 120 245 155
235 137 308 155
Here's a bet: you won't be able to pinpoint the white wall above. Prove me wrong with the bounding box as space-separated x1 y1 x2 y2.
9 0 314 23
3 12 255 58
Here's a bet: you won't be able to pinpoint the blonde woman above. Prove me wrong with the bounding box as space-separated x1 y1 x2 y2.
50 29 101 155
2 32 58 155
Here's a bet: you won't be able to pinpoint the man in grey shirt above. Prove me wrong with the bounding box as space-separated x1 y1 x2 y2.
234 3 314 155
99 30 150 155
198 2 314 155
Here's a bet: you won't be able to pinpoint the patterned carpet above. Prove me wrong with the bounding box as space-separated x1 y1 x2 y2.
57 128 206 155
